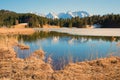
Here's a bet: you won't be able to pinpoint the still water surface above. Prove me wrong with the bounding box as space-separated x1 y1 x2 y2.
15 31 120 69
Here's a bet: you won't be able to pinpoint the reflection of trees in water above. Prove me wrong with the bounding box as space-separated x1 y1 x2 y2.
14 32 120 70
52 36 59 43
68 37 89 45
68 38 76 45
17 31 120 43
78 37 89 43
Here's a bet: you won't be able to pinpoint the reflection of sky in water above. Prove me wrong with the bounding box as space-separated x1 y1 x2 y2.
15 35 120 69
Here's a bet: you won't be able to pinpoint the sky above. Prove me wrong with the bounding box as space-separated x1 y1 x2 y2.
0 0 119 15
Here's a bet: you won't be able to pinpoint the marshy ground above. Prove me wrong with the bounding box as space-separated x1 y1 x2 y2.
0 28 120 80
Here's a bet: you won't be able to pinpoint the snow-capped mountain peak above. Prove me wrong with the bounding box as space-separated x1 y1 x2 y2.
46 12 59 19
67 11 74 17
34 11 90 19
57 11 90 19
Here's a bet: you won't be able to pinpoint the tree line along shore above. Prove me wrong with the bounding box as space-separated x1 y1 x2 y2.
0 9 120 28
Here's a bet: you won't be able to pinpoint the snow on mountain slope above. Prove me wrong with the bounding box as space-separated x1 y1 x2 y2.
38 13 46 17
58 11 89 19
46 12 59 19
35 11 90 19
72 11 89 18
58 11 74 19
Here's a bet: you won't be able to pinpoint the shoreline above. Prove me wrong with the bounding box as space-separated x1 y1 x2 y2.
0 28 120 79
1 27 120 37
0 28 35 35
34 28 120 37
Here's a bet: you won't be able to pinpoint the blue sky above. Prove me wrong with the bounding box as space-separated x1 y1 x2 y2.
0 0 119 15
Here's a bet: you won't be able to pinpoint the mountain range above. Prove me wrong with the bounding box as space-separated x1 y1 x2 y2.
34 11 90 19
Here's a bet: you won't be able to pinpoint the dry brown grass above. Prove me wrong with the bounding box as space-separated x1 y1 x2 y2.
0 30 120 80
0 28 34 35
13 23 27 28
52 56 120 80
0 35 18 49
0 48 53 80
0 46 120 80
17 43 30 50
43 24 60 28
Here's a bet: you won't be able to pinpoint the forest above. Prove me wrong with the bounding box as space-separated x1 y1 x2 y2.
0 9 120 28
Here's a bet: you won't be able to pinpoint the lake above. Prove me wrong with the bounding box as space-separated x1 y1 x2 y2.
15 31 120 70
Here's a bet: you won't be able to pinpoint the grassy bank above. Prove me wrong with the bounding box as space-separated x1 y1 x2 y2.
0 28 34 35
0 28 120 80
0 47 120 80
